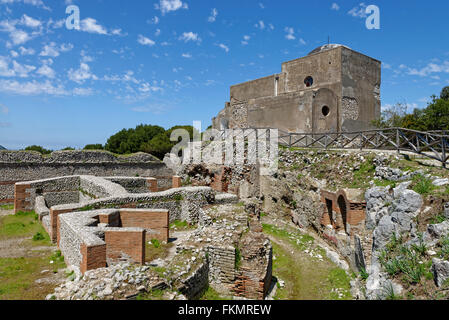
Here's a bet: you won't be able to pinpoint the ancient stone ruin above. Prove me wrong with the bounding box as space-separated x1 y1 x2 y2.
11 167 273 300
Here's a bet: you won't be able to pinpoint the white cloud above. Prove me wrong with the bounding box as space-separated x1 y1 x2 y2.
39 42 73 57
0 79 68 96
331 3 340 11
259 3 265 9
217 43 229 53
299 38 306 45
255 20 265 30
10 50 18 57
348 3 368 18
19 46 35 55
408 61 449 77
36 64 55 78
181 53 192 58
178 32 201 43
284 27 295 40
79 18 108 35
241 35 250 45
68 63 98 84
0 0 49 10
138 34 156 46
155 29 161 37
0 56 35 77
156 0 188 15
12 60 35 77
9 29 31 45
208 8 218 22
20 14 41 28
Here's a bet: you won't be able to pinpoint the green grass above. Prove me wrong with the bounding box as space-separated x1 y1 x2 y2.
262 223 314 250
412 174 436 196
200 286 232 300
378 233 432 285
0 211 49 241
0 204 14 210
136 289 166 300
145 240 173 263
169 220 196 231
262 223 351 300
373 179 397 188
348 160 376 188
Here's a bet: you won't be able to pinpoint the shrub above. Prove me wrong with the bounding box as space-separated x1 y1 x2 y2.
32 232 45 241
83 144 104 150
24 145 52 155
151 239 160 248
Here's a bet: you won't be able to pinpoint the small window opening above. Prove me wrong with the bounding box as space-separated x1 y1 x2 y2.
304 76 314 87
322 105 330 117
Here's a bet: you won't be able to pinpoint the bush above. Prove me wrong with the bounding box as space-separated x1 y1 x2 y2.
151 239 160 248
83 144 104 150
32 232 45 241
24 145 52 155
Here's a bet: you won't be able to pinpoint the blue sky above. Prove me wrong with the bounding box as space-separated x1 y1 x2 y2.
0 0 448 150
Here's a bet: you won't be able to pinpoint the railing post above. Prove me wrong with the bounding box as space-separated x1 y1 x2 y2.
442 135 447 169
396 129 400 154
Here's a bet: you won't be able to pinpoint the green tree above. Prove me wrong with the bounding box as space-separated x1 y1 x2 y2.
141 133 173 159
440 86 449 101
24 145 52 154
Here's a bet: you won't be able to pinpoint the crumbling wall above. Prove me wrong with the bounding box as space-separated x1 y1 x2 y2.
0 150 174 203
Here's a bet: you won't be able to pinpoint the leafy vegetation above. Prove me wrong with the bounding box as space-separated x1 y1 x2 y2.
83 144 104 150
24 145 52 155
104 124 198 159
411 174 436 195
373 86 449 132
378 233 433 285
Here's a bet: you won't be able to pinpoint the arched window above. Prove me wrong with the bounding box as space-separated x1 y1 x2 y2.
322 105 330 117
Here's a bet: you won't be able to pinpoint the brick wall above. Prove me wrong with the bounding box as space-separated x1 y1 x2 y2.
172 176 182 188
119 209 169 242
14 183 31 213
147 178 158 192
105 229 146 264
80 243 107 274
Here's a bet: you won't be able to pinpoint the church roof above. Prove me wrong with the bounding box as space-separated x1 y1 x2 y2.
308 44 351 56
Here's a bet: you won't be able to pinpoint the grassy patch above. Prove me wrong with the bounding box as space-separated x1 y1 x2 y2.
262 223 314 251
0 204 14 210
199 286 232 300
169 220 196 231
0 211 47 240
412 174 436 196
0 250 66 300
349 160 376 188
378 233 432 285
145 240 173 263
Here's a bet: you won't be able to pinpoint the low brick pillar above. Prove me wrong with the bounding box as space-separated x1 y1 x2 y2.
14 183 31 213
172 176 182 189
147 178 158 192
80 243 107 274
51 208 76 244
105 229 146 264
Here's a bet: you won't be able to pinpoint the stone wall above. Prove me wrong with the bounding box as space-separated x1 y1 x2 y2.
58 209 168 273
0 150 174 203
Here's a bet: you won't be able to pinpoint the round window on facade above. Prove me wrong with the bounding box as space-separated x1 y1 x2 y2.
304 76 314 87
322 105 330 117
